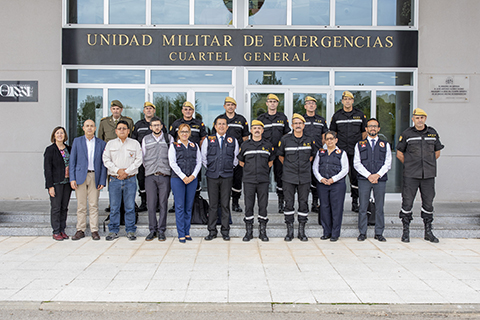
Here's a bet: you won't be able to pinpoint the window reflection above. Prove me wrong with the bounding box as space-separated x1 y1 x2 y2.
250 92 285 122
378 0 413 26
66 88 103 143
292 0 330 26
195 92 229 133
249 71 329 86
152 92 187 130
292 93 327 118
335 72 413 86
195 0 233 25
152 0 189 24
335 0 372 26
151 70 232 84
67 70 145 84
334 90 371 118
108 89 145 123
249 0 287 25
109 0 145 24
67 0 103 24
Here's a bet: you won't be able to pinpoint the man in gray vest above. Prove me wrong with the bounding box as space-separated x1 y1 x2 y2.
142 117 174 241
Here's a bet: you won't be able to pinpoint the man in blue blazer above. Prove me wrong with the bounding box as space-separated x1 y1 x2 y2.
70 119 107 240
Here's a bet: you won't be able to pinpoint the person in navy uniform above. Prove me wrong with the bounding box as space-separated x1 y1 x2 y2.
213 97 249 213
257 94 291 213
396 108 444 243
302 95 328 214
277 113 316 242
131 102 157 212
313 131 349 242
202 116 239 241
237 120 275 242
329 91 367 213
353 118 392 242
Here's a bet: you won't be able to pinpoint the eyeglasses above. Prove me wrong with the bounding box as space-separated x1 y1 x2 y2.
116 127 128 131
325 137 335 141
179 131 190 134
367 125 379 128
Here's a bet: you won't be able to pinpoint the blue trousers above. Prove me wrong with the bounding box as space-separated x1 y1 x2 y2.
171 177 197 238
317 178 346 238
108 176 137 233
358 179 386 236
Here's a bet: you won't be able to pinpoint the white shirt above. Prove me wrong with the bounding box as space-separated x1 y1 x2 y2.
102 137 142 176
353 136 392 179
312 147 349 183
201 133 239 168
85 136 95 171
168 140 202 180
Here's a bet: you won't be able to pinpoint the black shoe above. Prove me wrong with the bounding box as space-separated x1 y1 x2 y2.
232 202 243 212
168 205 175 213
105 206 110 213
311 204 320 213
204 233 217 241
222 234 230 241
330 237 338 242
138 203 147 212
145 231 157 241
320 235 331 240
106 232 118 241
127 232 137 241
158 231 166 241
374 235 387 242
357 234 366 241
351 201 359 213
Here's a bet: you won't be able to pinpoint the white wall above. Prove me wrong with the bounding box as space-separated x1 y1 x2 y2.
418 0 480 200
0 0 62 199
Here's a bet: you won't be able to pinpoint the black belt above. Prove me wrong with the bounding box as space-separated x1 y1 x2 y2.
88 170 95 173
154 171 169 176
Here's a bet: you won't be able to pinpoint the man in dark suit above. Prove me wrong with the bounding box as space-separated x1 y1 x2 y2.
70 119 107 240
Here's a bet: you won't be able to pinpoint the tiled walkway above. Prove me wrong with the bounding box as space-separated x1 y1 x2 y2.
1 236 479 304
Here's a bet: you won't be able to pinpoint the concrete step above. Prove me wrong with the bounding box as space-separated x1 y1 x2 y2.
1 199 479 239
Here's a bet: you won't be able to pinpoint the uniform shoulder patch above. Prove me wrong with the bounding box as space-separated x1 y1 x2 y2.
399 136 403 142
208 135 216 140
379 141 385 148
278 141 281 147
189 142 195 148
336 149 342 154
101 116 108 121
227 137 233 143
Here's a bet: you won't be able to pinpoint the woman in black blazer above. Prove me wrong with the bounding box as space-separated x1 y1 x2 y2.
43 126 72 241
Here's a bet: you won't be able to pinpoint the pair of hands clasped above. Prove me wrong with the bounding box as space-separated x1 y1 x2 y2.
182 175 196 185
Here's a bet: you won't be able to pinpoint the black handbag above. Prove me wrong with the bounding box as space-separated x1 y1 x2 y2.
191 194 209 225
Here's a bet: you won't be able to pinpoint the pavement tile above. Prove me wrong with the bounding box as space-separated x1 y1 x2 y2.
228 289 272 302
355 289 404 303
312 289 360 303
270 290 316 303
184 290 228 303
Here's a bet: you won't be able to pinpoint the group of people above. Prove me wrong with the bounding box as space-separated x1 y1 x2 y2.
43 91 444 244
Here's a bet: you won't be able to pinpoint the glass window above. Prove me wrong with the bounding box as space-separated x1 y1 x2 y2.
195 0 233 25
151 70 232 85
335 72 413 86
152 0 189 24
376 90 412 193
67 0 103 24
66 88 103 143
67 70 145 84
292 0 330 26
195 92 230 133
109 0 145 24
334 90 371 118
108 89 145 123
378 0 413 26
335 0 372 26
249 71 329 86
250 92 285 122
249 0 287 25
152 92 187 130
292 93 327 118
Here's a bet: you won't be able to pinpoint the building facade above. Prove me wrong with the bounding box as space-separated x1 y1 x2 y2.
0 0 478 201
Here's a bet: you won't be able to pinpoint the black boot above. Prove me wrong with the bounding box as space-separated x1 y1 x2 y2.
298 222 308 241
259 219 269 242
138 192 147 212
351 198 359 212
422 212 439 243
168 202 175 213
243 222 253 242
284 222 294 241
399 211 412 243
232 197 242 212
278 195 285 214
311 194 319 213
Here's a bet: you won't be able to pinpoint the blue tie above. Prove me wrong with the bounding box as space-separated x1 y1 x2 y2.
371 139 375 151
220 136 224 149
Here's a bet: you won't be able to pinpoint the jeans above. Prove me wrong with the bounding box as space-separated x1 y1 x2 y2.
108 176 137 233
171 177 197 238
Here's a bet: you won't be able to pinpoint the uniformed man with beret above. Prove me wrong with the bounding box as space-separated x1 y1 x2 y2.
131 101 157 212
202 116 239 241
257 94 291 213
169 101 208 212
303 95 328 214
213 97 249 213
396 108 444 243
329 91 367 213
98 100 134 143
277 113 316 242
98 99 134 213
237 120 275 242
